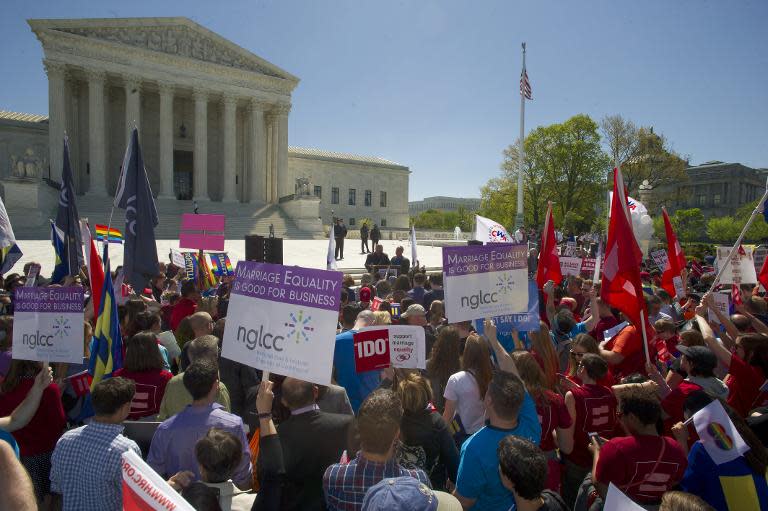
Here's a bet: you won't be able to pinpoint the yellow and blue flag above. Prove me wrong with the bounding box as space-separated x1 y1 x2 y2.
88 244 123 391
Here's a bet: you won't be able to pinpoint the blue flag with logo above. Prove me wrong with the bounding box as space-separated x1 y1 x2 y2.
50 221 68 284
54 137 84 279
113 128 159 290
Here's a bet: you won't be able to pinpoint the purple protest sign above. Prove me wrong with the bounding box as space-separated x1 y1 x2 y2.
229 261 342 312
222 261 343 384
442 244 529 322
442 244 527 277
13 286 84 363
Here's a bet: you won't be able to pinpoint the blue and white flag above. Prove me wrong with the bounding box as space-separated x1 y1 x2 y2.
54 137 84 277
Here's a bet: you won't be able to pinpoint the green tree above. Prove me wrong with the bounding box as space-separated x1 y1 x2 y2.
706 217 741 243
620 128 689 201
672 208 706 243
494 114 610 232
734 199 768 241
600 114 640 168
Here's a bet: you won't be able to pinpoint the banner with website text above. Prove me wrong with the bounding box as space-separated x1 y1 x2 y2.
221 261 342 385
12 286 84 363
121 450 194 511
442 244 528 322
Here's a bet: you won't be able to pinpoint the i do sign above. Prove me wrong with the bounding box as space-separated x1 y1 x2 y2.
353 326 426 373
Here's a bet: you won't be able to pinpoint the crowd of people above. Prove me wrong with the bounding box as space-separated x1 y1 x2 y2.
1 243 768 511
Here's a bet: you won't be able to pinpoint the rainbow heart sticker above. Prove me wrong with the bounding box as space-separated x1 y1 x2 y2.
707 422 734 450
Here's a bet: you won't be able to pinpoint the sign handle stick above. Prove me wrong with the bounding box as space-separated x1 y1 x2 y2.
709 177 768 293
640 309 651 366
262 370 270 383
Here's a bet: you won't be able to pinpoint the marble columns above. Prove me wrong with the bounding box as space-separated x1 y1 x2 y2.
87 70 107 195
158 82 175 198
193 88 209 201
221 95 237 202
44 60 67 182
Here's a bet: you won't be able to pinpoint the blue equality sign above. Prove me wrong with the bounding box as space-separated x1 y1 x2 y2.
474 280 540 352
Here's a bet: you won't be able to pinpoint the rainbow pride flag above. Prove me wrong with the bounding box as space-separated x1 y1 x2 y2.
209 252 234 276
95 224 124 244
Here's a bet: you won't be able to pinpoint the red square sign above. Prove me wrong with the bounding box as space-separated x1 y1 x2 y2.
353 329 390 373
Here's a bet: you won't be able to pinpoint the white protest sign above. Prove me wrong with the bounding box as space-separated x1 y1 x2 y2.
354 325 426 371
716 246 757 285
121 450 194 511
13 286 84 363
442 244 528 323
559 257 583 277
604 483 644 511
221 261 342 385
564 241 577 257
650 249 669 272
708 292 730 324
169 248 186 268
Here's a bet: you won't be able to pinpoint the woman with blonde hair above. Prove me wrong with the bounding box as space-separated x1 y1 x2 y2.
395 372 459 490
442 333 493 443
372 311 391 325
426 326 461 412
528 322 559 390
565 333 614 387
512 351 573 492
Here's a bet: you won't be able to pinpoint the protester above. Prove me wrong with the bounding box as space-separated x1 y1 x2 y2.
528 322 560 390
426 325 461 413
422 274 444 312
195 428 256 511
278 377 353 510
565 333 615 387
112 331 173 420
214 318 260 418
360 222 370 254
395 372 459 491
442 334 493 442
170 280 200 331
497 436 570 511
0 360 66 502
148 359 251 488
390 246 411 274
0 364 53 456
323 389 431 510
0 440 37 511
407 273 427 305
370 223 381 248
158 335 231 419
673 391 768 511
333 309 380 412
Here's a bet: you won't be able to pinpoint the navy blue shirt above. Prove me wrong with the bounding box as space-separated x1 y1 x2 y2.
333 330 381 413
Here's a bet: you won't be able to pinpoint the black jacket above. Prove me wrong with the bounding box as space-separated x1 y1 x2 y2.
360 225 369 238
370 226 381 241
333 224 347 238
399 408 459 490
277 410 353 510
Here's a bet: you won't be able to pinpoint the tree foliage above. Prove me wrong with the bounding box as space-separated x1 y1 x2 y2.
411 208 473 232
488 114 610 233
600 114 640 169
653 208 706 243
621 128 689 199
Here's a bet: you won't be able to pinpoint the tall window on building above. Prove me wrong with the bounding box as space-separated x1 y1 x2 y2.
713 194 722 206
314 185 322 199
348 189 356 206
331 187 339 204
380 191 387 207
381 218 387 227
698 195 707 206
349 218 356 226
365 190 372 207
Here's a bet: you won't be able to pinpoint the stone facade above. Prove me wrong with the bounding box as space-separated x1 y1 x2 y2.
653 161 765 218
409 195 481 215
0 17 411 234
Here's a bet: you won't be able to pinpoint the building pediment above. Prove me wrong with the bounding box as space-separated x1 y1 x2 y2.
28 17 298 85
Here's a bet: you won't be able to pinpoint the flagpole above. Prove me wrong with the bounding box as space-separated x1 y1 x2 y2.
515 42 526 229
708 177 768 293
639 309 651 365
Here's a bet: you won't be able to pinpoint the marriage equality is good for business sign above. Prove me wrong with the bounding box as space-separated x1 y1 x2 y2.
442 244 528 323
13 286 84 363
221 261 342 385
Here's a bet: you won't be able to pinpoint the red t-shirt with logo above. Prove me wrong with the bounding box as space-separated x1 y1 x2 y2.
535 390 572 452
590 316 620 343
112 368 173 420
565 384 618 468
726 354 768 417
661 380 702 434
595 435 687 504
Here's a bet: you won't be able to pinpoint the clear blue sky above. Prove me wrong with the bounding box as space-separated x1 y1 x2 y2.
2 0 767 200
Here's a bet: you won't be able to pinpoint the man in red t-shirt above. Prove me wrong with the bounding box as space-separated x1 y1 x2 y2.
586 394 687 508
600 322 650 380
561 353 617 507
169 280 200 331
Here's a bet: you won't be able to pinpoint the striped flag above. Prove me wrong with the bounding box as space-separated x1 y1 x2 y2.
94 224 124 244
88 243 123 392
520 69 532 100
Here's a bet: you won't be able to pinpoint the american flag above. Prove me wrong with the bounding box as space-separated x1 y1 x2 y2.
520 68 532 100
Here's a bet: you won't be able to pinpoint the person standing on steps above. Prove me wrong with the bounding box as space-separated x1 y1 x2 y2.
360 222 370 254
193 200 199 214
371 223 381 249
334 218 347 261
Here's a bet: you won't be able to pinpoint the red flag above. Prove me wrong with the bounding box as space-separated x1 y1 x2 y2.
732 284 743 306
80 220 105 318
601 168 647 328
759 256 768 292
535 202 563 288
69 371 92 397
661 207 686 298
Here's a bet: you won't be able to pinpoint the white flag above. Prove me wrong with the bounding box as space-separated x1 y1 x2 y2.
410 226 418 269
0 196 22 274
603 483 644 511
326 225 337 271
474 214 511 244
692 399 749 465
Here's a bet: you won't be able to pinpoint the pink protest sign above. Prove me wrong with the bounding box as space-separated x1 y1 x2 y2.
179 214 226 251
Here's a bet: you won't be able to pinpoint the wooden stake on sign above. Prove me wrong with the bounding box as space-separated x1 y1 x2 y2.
262 371 270 383
640 309 651 366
